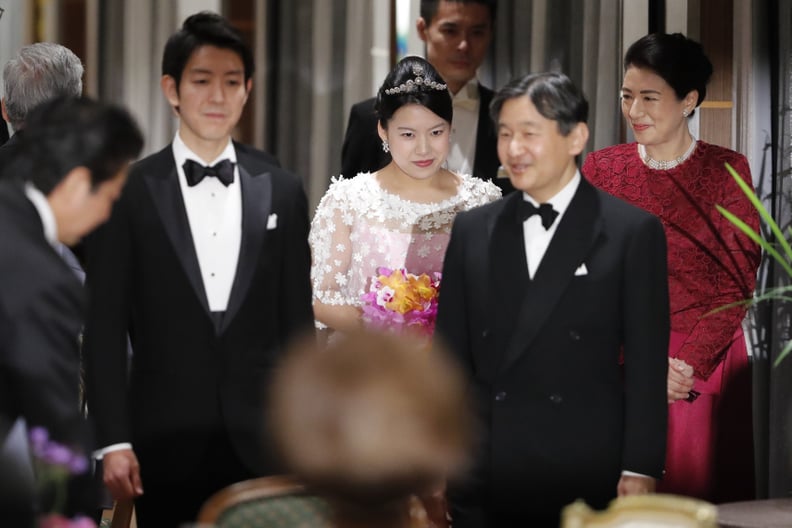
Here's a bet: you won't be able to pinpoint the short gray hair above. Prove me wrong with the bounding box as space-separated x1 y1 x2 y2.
2 42 84 131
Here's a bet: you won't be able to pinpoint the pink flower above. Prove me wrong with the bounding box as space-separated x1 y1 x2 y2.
361 268 441 337
38 514 96 528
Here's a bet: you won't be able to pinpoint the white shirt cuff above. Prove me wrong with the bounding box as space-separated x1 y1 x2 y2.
93 442 133 459
621 470 652 478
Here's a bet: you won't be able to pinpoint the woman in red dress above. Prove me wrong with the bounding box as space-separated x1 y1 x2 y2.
582 33 761 502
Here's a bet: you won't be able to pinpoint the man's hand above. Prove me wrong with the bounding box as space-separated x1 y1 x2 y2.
667 357 695 403
617 474 656 496
103 448 143 500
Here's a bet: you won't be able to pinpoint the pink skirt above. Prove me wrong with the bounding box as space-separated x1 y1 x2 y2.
656 329 755 502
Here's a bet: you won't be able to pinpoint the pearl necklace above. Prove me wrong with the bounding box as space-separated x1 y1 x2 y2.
638 138 697 170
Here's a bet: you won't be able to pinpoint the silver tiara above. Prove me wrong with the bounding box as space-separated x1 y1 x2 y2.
384 64 447 95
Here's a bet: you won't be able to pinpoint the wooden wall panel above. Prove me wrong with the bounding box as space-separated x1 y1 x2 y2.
697 0 733 148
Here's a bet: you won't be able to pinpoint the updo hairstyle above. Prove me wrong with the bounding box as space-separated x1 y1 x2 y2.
375 56 453 129
624 32 713 117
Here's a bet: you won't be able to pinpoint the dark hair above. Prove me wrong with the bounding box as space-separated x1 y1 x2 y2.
420 0 496 26
490 72 588 136
375 56 453 128
624 33 713 117
15 96 143 195
161 11 254 88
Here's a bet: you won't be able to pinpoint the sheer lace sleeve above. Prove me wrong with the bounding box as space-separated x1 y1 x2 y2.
309 178 357 307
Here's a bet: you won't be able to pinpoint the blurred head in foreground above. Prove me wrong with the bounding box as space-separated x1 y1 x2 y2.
270 331 472 526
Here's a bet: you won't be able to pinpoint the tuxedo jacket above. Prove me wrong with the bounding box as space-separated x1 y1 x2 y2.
0 114 9 145
339 84 513 193
0 181 93 518
83 143 314 481
0 132 22 179
436 178 670 525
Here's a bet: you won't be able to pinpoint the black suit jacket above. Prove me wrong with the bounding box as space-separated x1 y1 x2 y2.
83 143 314 483
0 181 93 519
0 133 22 179
436 178 669 526
0 114 9 145
340 84 513 193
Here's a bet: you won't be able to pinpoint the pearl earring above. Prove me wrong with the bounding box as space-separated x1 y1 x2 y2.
382 140 390 153
682 109 689 117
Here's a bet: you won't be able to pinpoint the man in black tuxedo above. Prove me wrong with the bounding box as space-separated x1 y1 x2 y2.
82 12 314 527
0 42 84 175
341 0 512 193
436 72 670 527
0 96 142 525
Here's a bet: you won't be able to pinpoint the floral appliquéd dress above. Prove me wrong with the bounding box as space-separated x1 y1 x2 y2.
310 172 501 327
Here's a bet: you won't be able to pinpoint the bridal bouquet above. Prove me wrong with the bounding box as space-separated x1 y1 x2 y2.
360 267 441 337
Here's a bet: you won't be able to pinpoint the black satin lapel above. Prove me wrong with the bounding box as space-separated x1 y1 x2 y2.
222 163 272 332
143 165 210 315
489 194 531 370
500 180 603 371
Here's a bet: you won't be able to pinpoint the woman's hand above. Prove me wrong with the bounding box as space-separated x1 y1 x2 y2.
667 357 695 403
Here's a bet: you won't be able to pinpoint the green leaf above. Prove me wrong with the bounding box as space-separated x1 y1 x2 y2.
725 162 792 262
774 339 792 367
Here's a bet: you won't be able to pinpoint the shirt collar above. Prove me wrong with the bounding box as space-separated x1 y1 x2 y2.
451 78 480 103
522 170 581 218
172 132 237 170
24 182 58 247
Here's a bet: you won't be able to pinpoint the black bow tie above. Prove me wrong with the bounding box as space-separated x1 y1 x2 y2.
183 158 235 187
517 200 559 229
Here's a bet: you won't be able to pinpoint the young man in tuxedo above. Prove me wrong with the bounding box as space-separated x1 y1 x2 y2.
435 72 670 527
341 0 512 192
82 12 314 527
0 96 142 525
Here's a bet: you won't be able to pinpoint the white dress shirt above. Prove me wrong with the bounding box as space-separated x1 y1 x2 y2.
521 172 580 279
446 78 480 176
24 182 58 247
172 133 242 312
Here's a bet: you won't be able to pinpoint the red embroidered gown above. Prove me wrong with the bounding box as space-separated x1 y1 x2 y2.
583 141 761 502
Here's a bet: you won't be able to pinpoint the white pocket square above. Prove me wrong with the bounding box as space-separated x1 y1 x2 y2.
574 263 588 276
267 213 278 230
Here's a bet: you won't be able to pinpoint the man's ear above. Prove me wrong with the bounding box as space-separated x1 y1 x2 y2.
161 75 180 114
1 98 8 122
416 16 429 42
48 166 92 213
243 78 253 104
568 122 590 157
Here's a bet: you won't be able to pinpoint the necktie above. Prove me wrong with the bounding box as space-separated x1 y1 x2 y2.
517 200 559 230
183 158 235 187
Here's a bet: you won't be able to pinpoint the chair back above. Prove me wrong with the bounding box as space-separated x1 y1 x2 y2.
197 475 332 527
561 494 718 528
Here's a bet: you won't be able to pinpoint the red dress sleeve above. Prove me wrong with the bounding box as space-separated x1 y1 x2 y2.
583 143 761 379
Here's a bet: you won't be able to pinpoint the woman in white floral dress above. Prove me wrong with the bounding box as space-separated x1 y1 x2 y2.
310 56 501 334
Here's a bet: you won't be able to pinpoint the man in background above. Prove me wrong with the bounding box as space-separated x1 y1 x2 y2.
0 96 142 525
0 42 84 173
341 0 512 192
